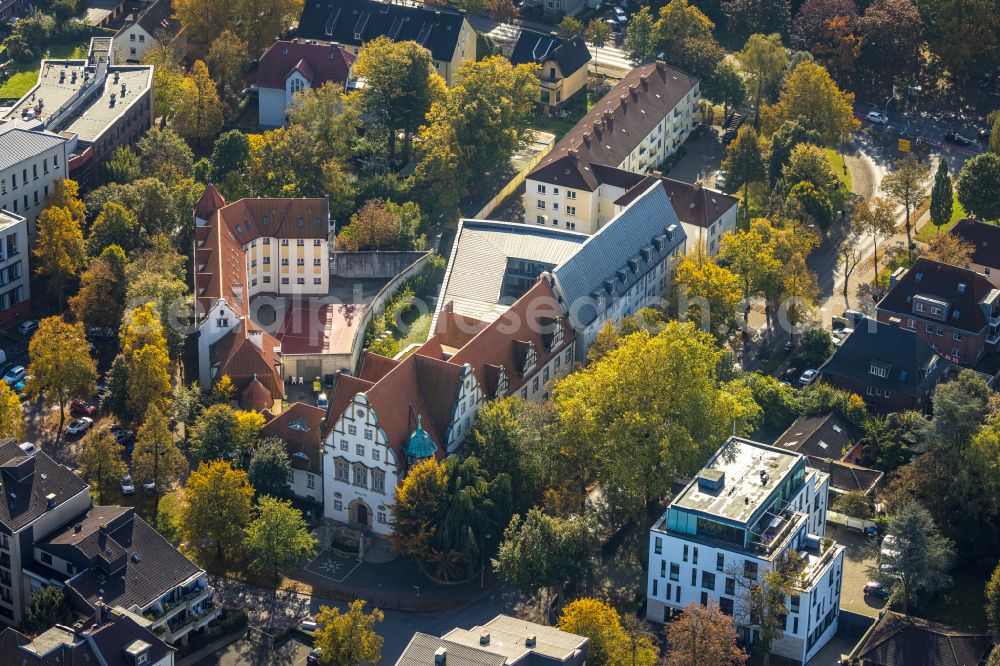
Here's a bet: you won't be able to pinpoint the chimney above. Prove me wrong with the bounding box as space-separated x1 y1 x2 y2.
888 316 902 327
640 72 649 89
98 523 108 547
434 647 447 664
652 170 662 178
619 94 628 108
693 181 702 191
525 635 537 647
479 633 490 645
568 148 579 160
46 493 56 510
656 60 666 73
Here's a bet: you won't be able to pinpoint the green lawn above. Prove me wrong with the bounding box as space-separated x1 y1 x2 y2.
915 191 966 243
825 147 853 194
528 88 596 141
0 41 90 99
396 308 432 350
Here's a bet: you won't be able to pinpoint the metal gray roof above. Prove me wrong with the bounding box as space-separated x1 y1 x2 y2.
551 182 686 328
434 219 587 327
0 125 67 172
446 615 588 662
394 633 507 666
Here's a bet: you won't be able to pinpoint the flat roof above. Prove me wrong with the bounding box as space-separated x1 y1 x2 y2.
2 60 152 144
434 219 586 326
671 437 802 524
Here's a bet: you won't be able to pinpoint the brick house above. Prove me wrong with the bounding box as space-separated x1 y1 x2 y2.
876 258 1000 367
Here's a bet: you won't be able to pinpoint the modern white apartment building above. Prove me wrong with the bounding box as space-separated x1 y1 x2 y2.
525 61 700 235
0 212 30 329
0 123 69 245
647 437 845 665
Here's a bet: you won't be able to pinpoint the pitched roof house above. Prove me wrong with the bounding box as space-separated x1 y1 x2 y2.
613 175 738 255
510 30 591 111
0 604 174 666
257 40 356 128
320 276 576 534
876 257 1000 367
820 316 949 412
193 185 332 410
848 611 994 666
950 217 1000 287
295 0 475 84
524 61 700 235
113 0 182 64
262 402 326 504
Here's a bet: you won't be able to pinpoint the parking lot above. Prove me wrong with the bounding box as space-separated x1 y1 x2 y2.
829 524 886 618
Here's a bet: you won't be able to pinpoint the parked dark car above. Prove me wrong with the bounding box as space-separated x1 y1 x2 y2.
945 131 974 146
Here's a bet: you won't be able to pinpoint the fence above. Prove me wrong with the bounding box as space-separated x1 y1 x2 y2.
348 253 433 372
828 510 877 532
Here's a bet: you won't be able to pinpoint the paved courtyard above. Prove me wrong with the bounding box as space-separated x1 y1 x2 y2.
197 634 313 666
303 549 364 584
829 524 886 618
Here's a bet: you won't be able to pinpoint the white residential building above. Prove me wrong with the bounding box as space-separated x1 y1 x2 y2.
525 60 700 236
0 122 69 245
112 0 181 64
0 212 30 329
646 437 845 665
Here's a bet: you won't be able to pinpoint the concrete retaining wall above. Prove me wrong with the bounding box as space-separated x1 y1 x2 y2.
332 251 430 279
348 253 434 372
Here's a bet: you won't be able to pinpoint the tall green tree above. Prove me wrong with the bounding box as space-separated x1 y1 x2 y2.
78 429 128 504
958 152 1000 220
706 60 746 118
929 158 953 231
69 246 127 334
28 318 97 445
762 61 860 145
103 146 140 183
493 509 594 613
313 600 383 666
247 438 292 499
136 127 194 181
133 405 187 527
872 502 954 612
189 403 242 462
723 125 766 203
653 0 724 80
88 201 141 255
881 155 929 255
724 0 791 40
353 37 443 165
245 496 317 588
735 33 789 128
768 120 823 186
626 6 657 62
24 586 73 633
35 204 86 306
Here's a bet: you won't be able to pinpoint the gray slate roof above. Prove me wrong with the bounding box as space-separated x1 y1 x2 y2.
510 30 591 78
774 412 861 461
0 124 67 173
551 181 686 327
395 633 507 666
0 439 89 533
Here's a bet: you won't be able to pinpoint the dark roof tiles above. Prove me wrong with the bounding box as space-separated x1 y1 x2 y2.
877 258 998 334
510 30 591 78
257 40 355 91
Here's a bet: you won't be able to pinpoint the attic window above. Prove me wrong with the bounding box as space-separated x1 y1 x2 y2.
282 48 288 55
915 272 923 281
958 283 966 293
290 417 310 432
952 310 961 319
298 218 305 227
870 361 890 378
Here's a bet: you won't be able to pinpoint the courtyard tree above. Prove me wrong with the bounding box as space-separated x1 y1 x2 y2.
735 33 788 128
872 502 954 612
245 496 317 589
181 460 254 561
70 246 127 332
77 429 128 504
723 126 766 203
986 561 1000 635
133 405 187 527
173 61 224 146
247 438 293 499
924 232 974 267
493 509 594 614
28 318 97 445
0 382 22 442
189 403 242 462
673 243 742 333
24 586 73 633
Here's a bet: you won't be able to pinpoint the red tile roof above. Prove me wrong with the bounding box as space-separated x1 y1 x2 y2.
257 40 355 92
195 183 226 220
614 176 738 229
262 402 326 473
211 321 285 401
528 61 698 192
357 351 400 382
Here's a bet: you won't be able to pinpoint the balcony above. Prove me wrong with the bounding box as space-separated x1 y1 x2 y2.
796 540 844 591
186 585 214 611
989 326 1000 345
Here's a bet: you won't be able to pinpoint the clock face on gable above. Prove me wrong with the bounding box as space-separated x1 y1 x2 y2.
357 409 364 417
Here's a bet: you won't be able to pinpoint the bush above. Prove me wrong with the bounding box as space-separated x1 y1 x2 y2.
792 328 834 369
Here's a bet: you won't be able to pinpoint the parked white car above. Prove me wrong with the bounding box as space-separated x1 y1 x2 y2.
799 369 819 386
66 417 94 436
867 111 888 124
121 475 135 495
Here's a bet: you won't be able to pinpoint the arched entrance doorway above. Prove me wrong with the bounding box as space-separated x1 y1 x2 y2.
349 500 372 529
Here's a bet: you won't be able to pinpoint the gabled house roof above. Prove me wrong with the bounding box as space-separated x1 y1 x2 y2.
877 257 999 334
133 0 180 38
848 611 994 666
807 457 883 495
0 123 67 173
262 402 326 473
210 320 285 401
510 29 591 78
819 317 948 398
257 40 356 91
0 439 88 532
950 217 1000 271
439 278 573 399
774 412 862 461
297 0 468 63
527 61 698 191
614 175 738 229
552 181 686 328
39 506 203 613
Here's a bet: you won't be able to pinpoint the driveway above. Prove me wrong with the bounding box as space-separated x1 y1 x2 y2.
667 126 726 186
828 524 886 619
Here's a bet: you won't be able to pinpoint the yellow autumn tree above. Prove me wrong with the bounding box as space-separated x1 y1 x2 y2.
173 60 223 146
35 205 86 305
313 600 384 666
673 241 742 333
557 598 657 666
181 460 254 560
762 60 860 145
